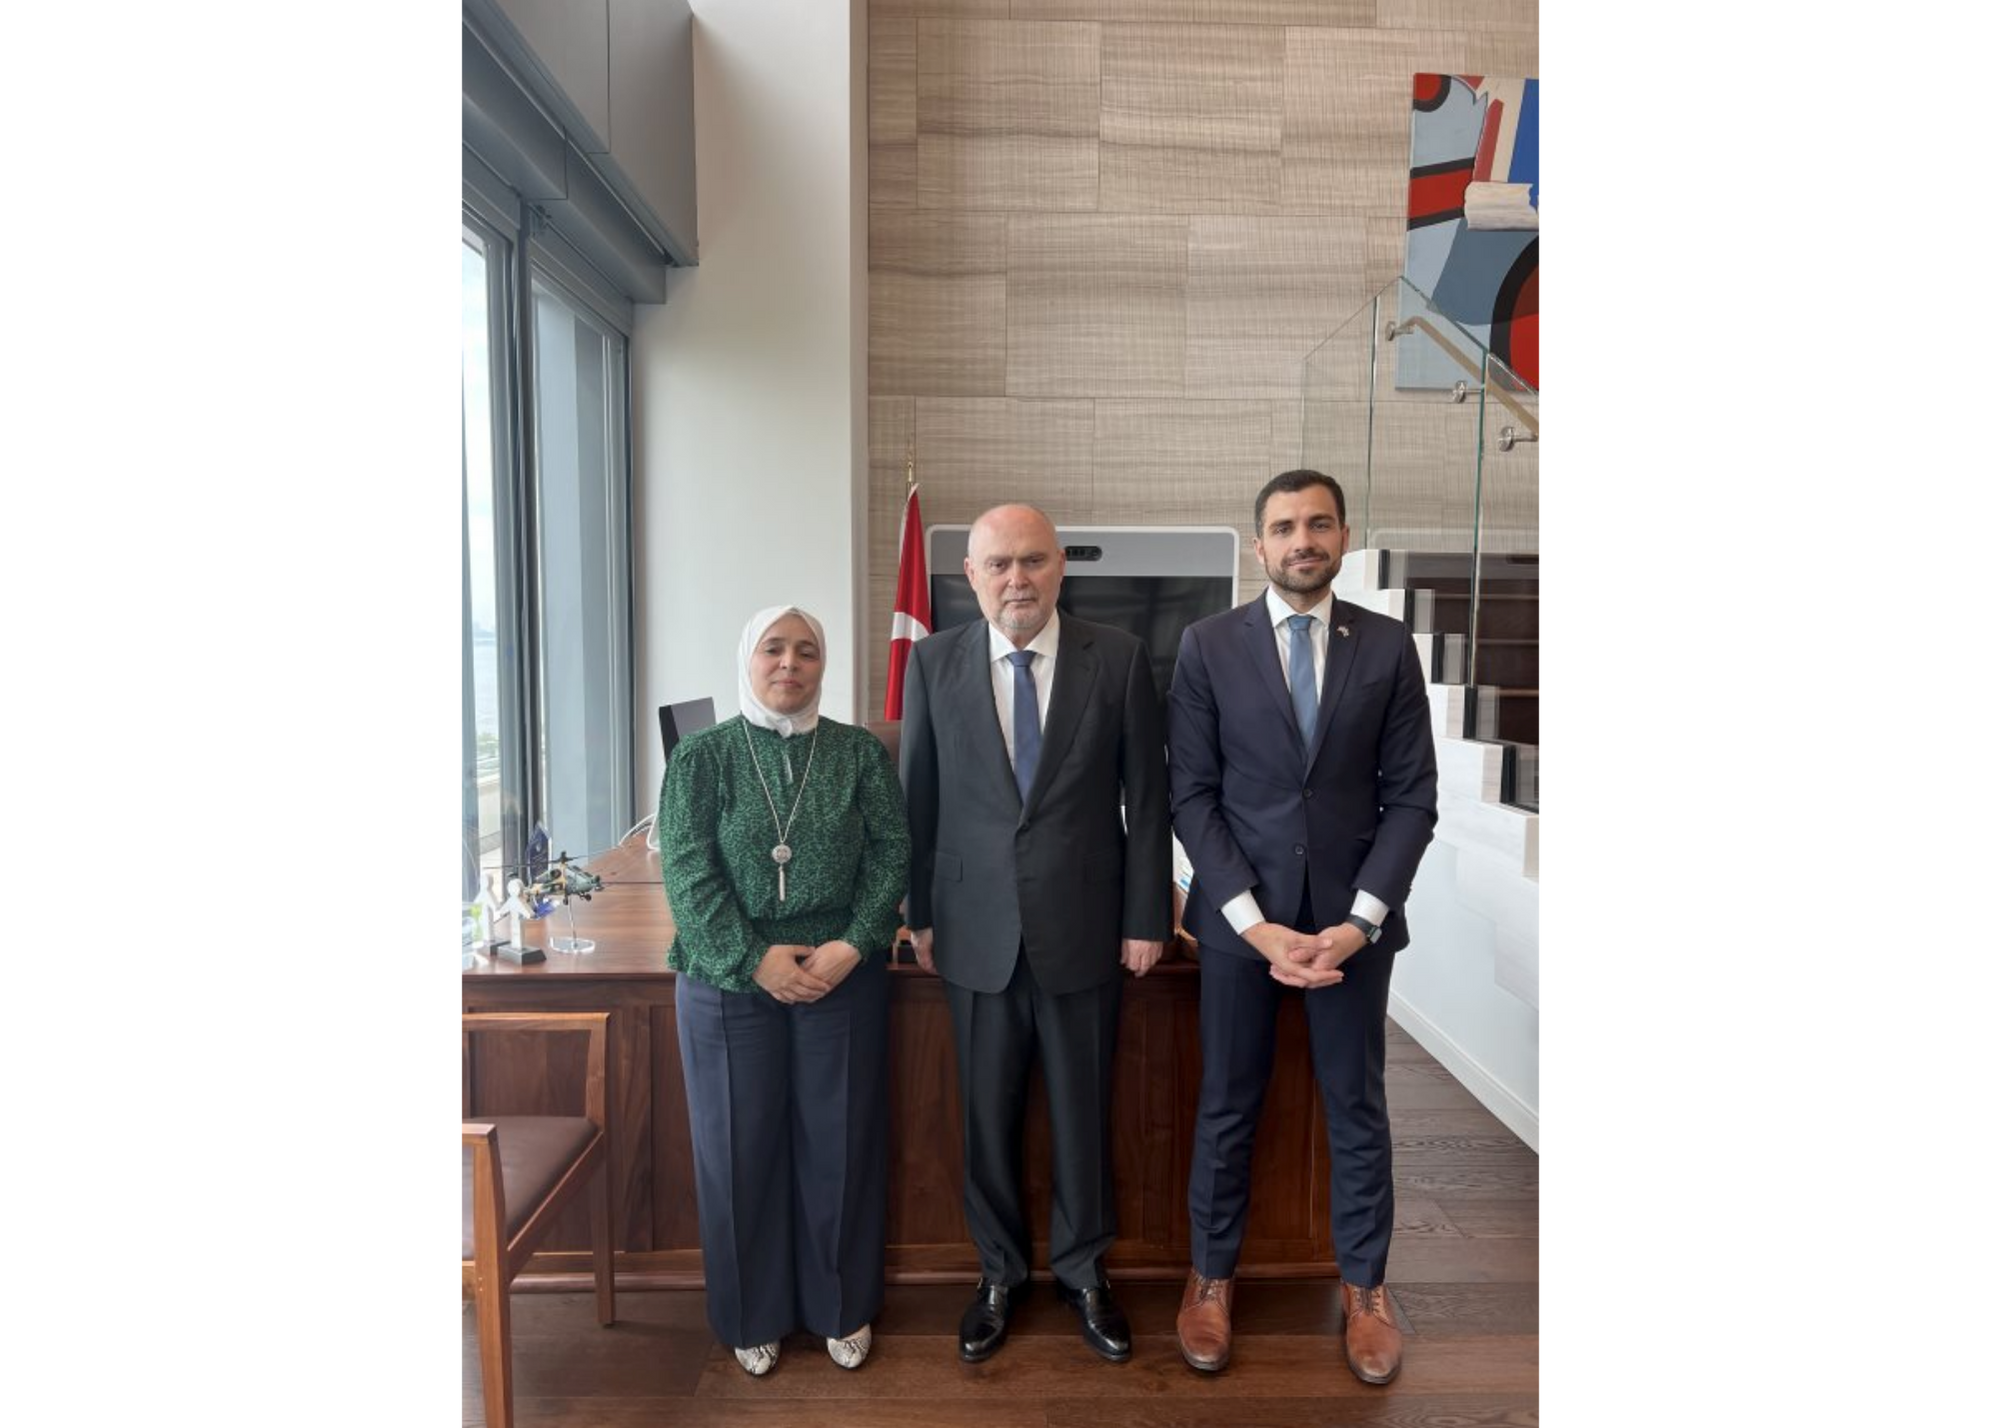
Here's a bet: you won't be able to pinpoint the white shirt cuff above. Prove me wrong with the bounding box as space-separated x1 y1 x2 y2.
1221 890 1265 935
1350 890 1390 925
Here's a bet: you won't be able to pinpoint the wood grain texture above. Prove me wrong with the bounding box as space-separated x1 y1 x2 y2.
1431 1197 1537 1240
1459 29 1541 82
1017 1 1374 20
1264 399 1302 476
875 0 1008 17
870 17 916 146
1376 0 1540 34
1099 25 1283 215
1013 0 1201 17
1045 1404 1538 1428
872 140 918 209
1281 28 1467 217
1185 217 1372 397
917 20 1101 211
1090 400 1272 526
1007 216 1188 397
870 20 919 209
912 397 1098 521
869 212 1009 395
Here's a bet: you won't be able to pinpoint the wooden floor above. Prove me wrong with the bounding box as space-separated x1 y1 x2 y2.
465 1019 1538 1427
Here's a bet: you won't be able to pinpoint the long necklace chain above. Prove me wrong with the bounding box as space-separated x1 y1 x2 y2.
742 721 819 902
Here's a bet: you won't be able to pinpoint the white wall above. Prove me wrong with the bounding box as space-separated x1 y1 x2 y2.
1395 840 1542 1149
631 0 866 807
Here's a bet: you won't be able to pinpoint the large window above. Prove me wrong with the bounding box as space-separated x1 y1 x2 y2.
530 275 632 866
462 205 635 898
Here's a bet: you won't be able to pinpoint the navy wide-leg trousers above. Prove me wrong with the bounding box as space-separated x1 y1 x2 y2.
676 955 889 1348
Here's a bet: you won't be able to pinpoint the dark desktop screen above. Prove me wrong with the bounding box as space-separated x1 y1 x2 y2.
928 575 1236 703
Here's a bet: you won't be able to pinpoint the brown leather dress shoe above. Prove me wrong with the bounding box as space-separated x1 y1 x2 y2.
1175 1270 1234 1372
1339 1281 1403 1385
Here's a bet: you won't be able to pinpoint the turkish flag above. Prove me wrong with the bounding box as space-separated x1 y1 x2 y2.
884 484 929 720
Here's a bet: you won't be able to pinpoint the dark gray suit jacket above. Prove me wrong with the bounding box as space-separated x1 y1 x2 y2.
1167 596 1438 958
901 614 1172 996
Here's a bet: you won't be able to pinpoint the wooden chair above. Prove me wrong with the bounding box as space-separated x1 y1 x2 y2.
462 1012 616 1428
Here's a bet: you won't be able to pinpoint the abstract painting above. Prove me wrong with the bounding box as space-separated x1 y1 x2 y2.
1400 73 1539 392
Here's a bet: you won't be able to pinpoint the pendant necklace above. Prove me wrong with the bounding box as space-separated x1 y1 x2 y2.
743 721 819 902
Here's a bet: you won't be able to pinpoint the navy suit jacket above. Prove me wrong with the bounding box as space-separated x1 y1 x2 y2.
1167 596 1438 959
901 614 1172 996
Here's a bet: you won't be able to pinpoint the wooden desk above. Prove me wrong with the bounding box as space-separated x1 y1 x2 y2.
464 836 1337 1286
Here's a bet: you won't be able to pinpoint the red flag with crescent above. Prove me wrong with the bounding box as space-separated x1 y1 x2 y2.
884 484 929 719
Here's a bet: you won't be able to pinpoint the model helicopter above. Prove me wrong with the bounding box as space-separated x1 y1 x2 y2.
527 851 604 907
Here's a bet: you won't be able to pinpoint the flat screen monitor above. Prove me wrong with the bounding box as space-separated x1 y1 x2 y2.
927 525 1240 701
658 696 717 766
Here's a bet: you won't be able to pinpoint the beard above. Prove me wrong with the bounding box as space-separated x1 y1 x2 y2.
1267 552 1338 596
993 596 1048 634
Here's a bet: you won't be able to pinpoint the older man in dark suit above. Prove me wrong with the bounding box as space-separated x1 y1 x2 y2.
900 503 1171 1365
1167 470 1438 1385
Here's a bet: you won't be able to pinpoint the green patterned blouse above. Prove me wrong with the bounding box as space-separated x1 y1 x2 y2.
658 715 911 994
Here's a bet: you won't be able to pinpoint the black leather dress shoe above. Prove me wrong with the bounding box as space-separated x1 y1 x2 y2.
958 1280 1024 1363
1059 1282 1132 1362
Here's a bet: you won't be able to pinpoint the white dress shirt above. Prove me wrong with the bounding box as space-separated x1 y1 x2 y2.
986 608 1060 775
1219 588 1390 937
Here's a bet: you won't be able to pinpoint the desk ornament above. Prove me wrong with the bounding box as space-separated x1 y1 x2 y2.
530 851 604 955
494 876 546 965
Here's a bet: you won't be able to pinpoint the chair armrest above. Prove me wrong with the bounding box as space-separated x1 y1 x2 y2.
462 1012 611 1130
463 1122 504 1271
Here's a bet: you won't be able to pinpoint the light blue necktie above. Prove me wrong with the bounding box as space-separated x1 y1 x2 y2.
1007 650 1040 800
1287 613 1318 750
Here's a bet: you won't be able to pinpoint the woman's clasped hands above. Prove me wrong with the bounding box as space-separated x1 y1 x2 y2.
752 939 862 1003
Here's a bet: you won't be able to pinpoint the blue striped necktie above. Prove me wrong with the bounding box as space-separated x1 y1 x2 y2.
1007 650 1040 799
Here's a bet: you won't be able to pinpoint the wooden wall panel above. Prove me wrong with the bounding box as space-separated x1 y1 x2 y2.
1019 0 1372 20
1099 25 1283 215
914 397 1098 519
1186 216 1372 398
1013 0 1197 19
916 20 1101 212
869 213 1008 396
870 18 917 147
870 17 918 208
872 143 919 210
1091 400 1271 527
1007 216 1188 397
876 0 1008 17
1281 28 1466 218
1460 28 1541 81
1376 0 1540 34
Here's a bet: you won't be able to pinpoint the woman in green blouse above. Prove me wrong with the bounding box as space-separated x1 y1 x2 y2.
660 605 910 1377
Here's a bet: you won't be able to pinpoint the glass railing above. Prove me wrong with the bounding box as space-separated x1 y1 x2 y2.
1302 276 1539 811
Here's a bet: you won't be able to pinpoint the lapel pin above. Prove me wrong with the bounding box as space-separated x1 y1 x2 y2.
1336 624 1351 638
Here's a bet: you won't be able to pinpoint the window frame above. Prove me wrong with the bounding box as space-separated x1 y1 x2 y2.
463 182 637 889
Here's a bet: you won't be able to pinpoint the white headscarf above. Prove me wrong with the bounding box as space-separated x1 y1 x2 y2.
736 604 826 737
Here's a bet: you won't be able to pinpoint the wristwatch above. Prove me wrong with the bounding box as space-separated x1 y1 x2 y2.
1343 913 1383 945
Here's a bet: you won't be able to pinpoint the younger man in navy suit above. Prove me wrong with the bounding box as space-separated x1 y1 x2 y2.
1166 470 1438 1384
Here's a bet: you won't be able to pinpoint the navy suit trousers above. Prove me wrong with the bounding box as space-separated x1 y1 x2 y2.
1188 942 1396 1286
